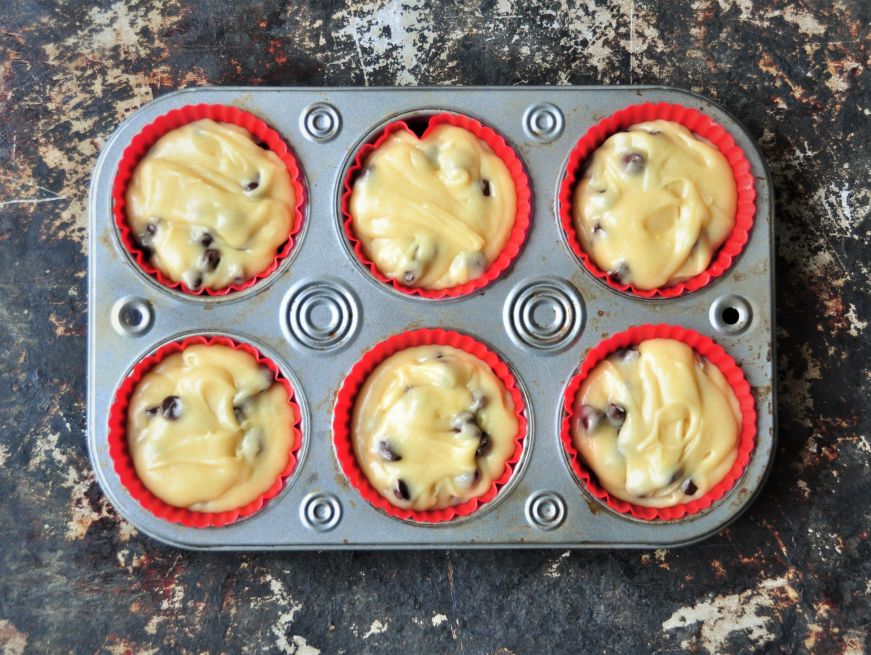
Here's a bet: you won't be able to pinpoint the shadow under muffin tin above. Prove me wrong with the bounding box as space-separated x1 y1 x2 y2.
88 86 774 550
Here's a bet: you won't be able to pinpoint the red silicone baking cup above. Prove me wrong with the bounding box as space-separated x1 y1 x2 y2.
333 328 528 523
112 104 307 296
560 324 756 521
558 103 756 298
340 113 532 299
107 335 303 527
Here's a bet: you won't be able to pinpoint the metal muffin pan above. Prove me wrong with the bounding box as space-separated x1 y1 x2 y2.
87 86 775 550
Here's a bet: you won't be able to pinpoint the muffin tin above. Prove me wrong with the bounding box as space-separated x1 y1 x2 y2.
87 86 775 550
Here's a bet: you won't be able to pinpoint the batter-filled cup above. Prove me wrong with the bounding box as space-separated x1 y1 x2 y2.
560 324 756 521
333 328 528 523
112 104 306 297
558 103 756 299
107 335 303 527
340 112 532 300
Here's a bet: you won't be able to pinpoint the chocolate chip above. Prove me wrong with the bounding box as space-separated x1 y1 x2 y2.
244 179 259 191
145 222 157 235
684 479 698 496
606 403 626 428
200 248 221 272
579 404 605 432
621 151 645 174
403 271 416 284
233 405 245 423
466 252 487 275
451 411 475 431
200 231 214 247
394 479 410 501
144 406 159 418
161 395 181 420
378 440 402 462
476 432 492 457
613 346 639 360
592 222 603 235
188 275 203 290
481 179 491 196
609 263 629 285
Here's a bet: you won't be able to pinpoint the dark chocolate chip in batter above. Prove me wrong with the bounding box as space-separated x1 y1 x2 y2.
609 263 629 285
200 231 214 247
683 479 698 495
144 406 159 418
592 222 603 235
403 271 416 284
621 151 645 174
244 178 259 191
579 404 605 432
145 222 158 235
233 405 245 423
481 179 491 196
476 432 492 458
394 479 410 501
200 248 221 272
189 275 203 290
451 411 475 431
378 440 402 462
612 346 639 362
606 403 626 428
470 391 488 412
161 395 182 420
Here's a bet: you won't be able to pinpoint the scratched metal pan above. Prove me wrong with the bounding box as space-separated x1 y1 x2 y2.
87 86 775 550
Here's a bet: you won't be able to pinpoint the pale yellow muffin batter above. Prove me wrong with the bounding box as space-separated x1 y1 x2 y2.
572 339 741 508
128 344 295 512
125 119 295 291
349 124 516 290
351 345 520 511
573 120 737 290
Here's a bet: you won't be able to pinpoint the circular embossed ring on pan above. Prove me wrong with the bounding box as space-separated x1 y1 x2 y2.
504 277 584 353
299 103 341 143
300 492 342 531
281 278 360 352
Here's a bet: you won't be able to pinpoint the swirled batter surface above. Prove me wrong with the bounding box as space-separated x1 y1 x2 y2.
128 344 294 512
573 120 736 290
350 124 516 290
125 119 295 291
571 338 741 507
351 345 520 511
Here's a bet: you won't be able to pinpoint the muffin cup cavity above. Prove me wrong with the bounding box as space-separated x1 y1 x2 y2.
558 102 756 299
560 324 757 521
107 334 304 527
333 328 528 523
340 112 532 300
112 103 307 297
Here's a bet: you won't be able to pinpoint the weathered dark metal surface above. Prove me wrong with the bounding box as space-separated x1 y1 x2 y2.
0 1 868 653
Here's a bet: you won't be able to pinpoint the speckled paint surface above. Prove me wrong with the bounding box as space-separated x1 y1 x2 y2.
0 1 869 653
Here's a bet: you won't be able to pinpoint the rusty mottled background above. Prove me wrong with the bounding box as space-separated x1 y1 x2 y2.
1 1 869 654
